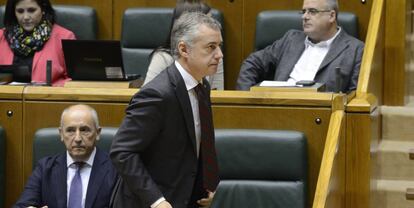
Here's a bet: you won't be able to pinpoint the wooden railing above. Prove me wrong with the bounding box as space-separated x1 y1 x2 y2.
354 0 384 105
312 92 346 208
344 1 384 208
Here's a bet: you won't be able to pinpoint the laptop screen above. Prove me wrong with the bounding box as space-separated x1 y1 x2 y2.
62 39 138 81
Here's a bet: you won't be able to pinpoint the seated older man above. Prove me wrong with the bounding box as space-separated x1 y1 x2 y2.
14 104 118 208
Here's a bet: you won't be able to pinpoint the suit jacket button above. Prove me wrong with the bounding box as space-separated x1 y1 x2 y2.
184 200 189 205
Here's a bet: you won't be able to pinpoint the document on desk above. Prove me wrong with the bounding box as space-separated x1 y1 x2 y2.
259 81 298 87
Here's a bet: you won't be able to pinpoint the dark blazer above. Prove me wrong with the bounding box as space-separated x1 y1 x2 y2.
236 29 365 92
14 148 118 208
110 64 208 208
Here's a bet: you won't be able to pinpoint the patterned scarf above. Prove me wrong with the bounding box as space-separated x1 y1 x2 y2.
6 19 52 57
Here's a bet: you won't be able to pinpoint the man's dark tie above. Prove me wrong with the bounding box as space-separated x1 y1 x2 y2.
194 83 220 192
68 162 84 208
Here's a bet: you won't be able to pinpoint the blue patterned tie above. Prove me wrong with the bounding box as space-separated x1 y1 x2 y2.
68 162 84 208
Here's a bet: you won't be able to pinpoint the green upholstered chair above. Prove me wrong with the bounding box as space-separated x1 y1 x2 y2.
32 127 117 167
0 6 4 29
121 8 173 76
0 5 97 40
120 7 224 77
54 5 98 40
0 126 5 208
211 129 308 208
254 10 359 51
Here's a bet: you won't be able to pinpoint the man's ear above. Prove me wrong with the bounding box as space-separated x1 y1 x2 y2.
96 127 102 141
329 10 336 23
58 127 64 142
178 41 189 58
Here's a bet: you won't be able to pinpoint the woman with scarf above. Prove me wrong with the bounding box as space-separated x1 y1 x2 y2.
0 0 75 86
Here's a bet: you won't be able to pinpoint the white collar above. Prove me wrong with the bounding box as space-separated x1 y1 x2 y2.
175 61 201 91
305 27 341 47
66 147 96 168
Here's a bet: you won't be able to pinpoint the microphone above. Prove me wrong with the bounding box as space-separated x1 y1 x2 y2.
46 60 52 86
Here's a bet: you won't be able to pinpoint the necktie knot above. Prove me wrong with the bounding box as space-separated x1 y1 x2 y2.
74 161 85 171
194 83 206 98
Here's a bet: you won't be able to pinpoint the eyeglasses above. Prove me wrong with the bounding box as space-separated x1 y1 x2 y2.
300 8 332 16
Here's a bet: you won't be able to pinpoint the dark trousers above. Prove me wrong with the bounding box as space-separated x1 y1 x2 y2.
188 156 207 208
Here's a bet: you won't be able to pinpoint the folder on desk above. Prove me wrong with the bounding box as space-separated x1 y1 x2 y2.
251 81 326 92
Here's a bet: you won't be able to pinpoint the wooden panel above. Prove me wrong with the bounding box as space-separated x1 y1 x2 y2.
22 102 128 181
23 86 137 102
345 108 380 208
0 86 24 100
213 105 331 207
51 0 113 39
211 90 333 107
0 101 23 208
384 0 411 105
340 0 373 42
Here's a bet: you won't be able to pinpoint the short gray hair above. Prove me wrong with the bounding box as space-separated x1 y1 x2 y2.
60 104 100 129
325 0 339 19
171 12 222 59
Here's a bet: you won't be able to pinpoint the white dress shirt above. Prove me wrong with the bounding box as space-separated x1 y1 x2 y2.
66 148 96 208
150 61 202 208
175 60 202 157
287 27 341 84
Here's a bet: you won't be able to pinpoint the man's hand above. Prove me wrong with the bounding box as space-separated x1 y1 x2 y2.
197 191 215 207
155 200 172 208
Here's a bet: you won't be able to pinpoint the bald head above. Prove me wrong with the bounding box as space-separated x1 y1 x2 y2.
59 104 101 161
60 104 100 129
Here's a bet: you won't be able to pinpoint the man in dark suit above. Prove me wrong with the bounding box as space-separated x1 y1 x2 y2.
236 0 365 92
110 12 223 208
14 104 118 208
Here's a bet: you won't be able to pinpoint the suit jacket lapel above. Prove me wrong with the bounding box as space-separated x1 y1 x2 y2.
32 51 42 74
276 36 306 80
53 154 67 208
317 30 348 73
85 149 108 208
167 65 197 155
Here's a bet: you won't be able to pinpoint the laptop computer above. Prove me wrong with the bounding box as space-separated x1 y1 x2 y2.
62 39 140 81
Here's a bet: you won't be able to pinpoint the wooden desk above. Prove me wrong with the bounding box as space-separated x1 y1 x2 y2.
0 86 24 207
2 86 346 208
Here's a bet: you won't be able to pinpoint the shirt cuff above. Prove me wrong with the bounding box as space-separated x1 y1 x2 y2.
150 197 166 208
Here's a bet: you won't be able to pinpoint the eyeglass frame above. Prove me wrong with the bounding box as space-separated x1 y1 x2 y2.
299 8 332 16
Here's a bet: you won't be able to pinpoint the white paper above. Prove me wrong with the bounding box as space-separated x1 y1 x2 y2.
259 81 298 87
8 82 30 85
